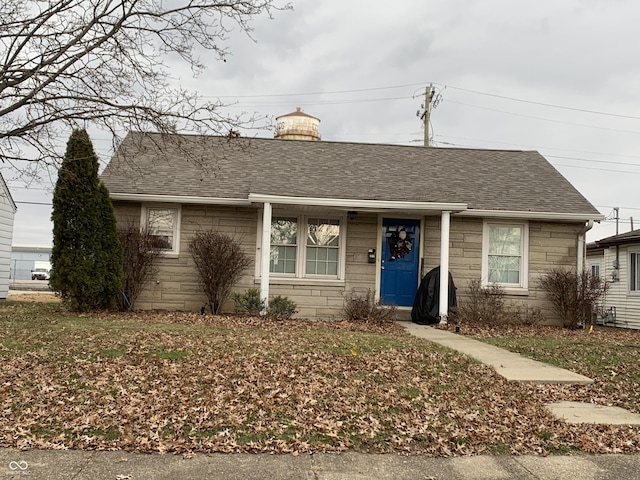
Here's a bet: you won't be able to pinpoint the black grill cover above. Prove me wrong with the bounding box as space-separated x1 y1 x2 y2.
411 266 457 325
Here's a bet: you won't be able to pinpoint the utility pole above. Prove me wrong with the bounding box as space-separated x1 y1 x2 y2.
614 207 619 235
420 84 434 147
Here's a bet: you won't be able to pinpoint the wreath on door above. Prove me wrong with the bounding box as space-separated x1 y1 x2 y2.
388 228 412 260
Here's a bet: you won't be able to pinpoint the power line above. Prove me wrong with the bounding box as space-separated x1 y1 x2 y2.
545 155 640 168
435 139 640 170
445 100 640 135
205 82 427 99
595 204 640 212
553 163 640 175
219 95 414 108
437 83 640 120
433 134 640 159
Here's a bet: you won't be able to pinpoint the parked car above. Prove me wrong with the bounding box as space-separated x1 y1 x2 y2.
31 268 50 280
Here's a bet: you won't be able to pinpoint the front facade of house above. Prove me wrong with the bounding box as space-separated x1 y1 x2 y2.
101 132 602 323
587 230 640 329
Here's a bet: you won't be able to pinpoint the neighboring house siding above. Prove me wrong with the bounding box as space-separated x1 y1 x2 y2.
600 245 640 329
0 194 15 300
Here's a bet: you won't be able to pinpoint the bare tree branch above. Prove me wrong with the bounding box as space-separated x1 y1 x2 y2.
0 0 290 172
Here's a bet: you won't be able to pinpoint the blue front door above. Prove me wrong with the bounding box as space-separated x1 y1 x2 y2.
380 218 420 307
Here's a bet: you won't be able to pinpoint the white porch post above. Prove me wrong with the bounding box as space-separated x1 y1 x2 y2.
260 202 272 315
439 211 451 323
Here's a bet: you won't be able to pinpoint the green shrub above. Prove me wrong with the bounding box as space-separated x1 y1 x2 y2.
232 288 265 316
267 296 297 320
342 289 397 325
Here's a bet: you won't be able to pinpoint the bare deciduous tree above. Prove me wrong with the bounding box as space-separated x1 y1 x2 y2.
0 0 289 173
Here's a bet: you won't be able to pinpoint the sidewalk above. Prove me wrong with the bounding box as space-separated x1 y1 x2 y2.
2 448 640 480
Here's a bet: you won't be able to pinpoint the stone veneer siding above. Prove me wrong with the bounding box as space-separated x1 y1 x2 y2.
114 202 583 323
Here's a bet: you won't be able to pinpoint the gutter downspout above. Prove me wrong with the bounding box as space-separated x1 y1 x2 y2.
577 220 594 276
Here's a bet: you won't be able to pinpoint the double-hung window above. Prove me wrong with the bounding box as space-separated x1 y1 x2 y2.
482 222 528 289
630 251 640 293
143 205 181 255
306 218 340 276
269 215 343 279
270 217 298 274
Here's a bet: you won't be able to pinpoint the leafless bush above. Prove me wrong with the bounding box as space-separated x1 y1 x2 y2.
190 231 252 314
117 225 161 310
538 268 608 329
457 280 545 326
343 289 397 325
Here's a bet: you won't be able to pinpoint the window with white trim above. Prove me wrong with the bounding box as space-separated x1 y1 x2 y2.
482 221 528 289
590 262 601 278
270 217 298 274
630 251 640 293
142 206 181 254
269 215 343 278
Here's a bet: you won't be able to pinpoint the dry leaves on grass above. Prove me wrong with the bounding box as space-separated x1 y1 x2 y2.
1 303 640 456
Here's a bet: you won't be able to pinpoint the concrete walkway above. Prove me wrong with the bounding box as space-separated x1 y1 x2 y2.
401 322 594 384
401 322 640 427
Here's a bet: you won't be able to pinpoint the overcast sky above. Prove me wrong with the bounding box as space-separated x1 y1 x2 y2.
4 0 640 246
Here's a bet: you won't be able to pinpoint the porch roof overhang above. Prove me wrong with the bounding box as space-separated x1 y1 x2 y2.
247 193 468 213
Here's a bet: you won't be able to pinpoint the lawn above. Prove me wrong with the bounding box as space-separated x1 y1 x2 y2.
1 300 639 456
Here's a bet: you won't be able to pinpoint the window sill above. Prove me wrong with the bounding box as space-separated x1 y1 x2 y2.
157 252 180 259
502 288 529 296
255 277 346 287
481 284 529 296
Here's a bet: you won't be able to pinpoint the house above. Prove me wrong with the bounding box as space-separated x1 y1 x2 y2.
100 128 602 322
587 229 640 329
0 173 17 300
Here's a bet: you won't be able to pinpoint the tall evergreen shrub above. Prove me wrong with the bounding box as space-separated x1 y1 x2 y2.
50 129 123 310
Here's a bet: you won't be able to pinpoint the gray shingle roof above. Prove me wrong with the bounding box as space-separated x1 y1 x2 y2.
100 132 600 216
594 229 640 247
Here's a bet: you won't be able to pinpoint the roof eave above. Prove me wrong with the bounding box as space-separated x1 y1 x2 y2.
456 209 604 222
109 192 251 206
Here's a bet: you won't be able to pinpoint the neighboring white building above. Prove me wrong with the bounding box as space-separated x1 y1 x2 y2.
0 173 17 300
587 229 640 330
10 246 52 281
